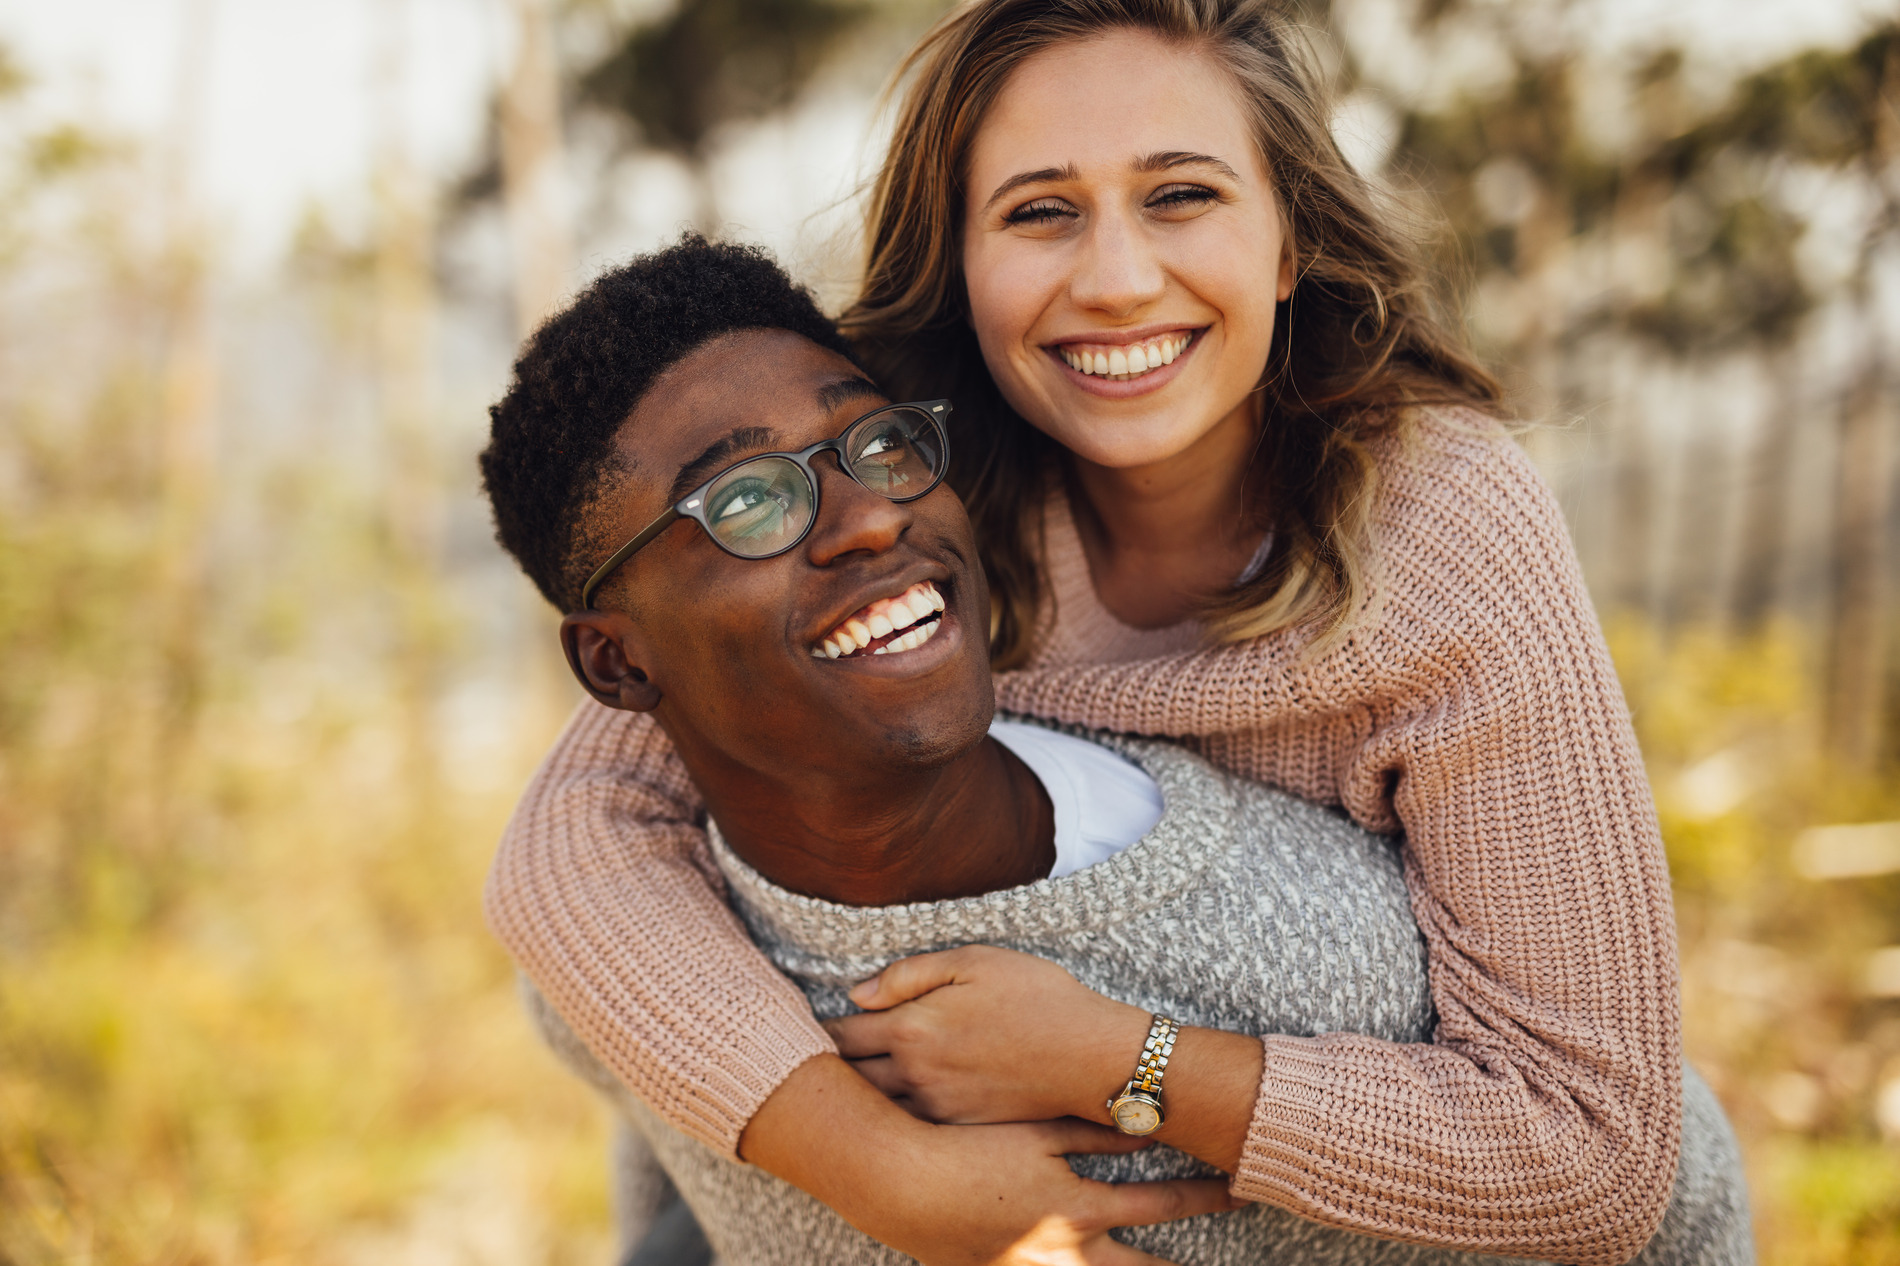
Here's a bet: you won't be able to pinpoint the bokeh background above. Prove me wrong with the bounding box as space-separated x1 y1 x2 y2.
1 0 1897 1261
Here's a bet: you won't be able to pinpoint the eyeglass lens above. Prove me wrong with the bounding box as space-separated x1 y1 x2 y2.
699 407 945 558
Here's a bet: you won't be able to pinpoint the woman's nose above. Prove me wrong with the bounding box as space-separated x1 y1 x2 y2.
803 457 912 566
1069 207 1166 317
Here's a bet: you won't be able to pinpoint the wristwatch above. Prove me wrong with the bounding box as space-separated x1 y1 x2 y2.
1107 1014 1179 1135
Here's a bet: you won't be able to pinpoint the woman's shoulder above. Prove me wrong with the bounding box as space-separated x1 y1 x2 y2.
1372 403 1541 506
1367 405 1572 562
1350 404 1597 655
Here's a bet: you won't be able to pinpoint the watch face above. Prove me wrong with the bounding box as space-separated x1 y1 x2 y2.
1112 1097 1162 1135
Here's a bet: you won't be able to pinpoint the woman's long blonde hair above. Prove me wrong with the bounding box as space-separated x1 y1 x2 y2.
842 0 1502 668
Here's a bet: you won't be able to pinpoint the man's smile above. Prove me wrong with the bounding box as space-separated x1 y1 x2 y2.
811 579 947 659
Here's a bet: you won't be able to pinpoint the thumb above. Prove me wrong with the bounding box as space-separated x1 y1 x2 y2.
848 948 970 1009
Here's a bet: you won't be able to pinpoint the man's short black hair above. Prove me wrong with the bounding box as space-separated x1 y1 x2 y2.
480 235 860 611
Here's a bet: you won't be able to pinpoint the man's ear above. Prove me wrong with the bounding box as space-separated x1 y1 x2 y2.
560 612 663 712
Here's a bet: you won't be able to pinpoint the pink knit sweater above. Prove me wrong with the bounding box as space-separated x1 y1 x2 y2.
485 408 1682 1262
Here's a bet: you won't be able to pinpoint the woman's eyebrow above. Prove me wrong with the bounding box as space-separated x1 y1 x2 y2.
1134 151 1241 181
982 164 1079 212
668 426 776 504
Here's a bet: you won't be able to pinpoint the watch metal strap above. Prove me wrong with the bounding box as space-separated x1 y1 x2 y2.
1129 1014 1179 1097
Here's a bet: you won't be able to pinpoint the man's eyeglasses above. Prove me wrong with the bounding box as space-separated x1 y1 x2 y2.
578 400 953 611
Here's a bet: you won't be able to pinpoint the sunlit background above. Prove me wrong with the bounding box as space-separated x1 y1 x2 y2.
1 0 1897 1261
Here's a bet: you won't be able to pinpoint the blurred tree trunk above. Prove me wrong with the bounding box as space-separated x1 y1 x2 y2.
499 0 573 339
1730 348 1801 632
1826 37 1899 769
1825 352 1892 769
374 0 442 791
150 0 219 854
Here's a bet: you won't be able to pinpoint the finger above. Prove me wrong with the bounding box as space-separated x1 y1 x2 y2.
846 1054 910 1098
1032 1118 1157 1157
825 1010 898 1058
1087 1178 1244 1228
848 947 974 1009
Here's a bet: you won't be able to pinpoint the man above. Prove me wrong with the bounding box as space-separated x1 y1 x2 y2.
479 238 1750 1265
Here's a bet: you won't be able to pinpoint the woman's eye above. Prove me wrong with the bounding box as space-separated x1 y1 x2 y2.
1147 184 1219 211
1003 198 1076 226
859 435 895 456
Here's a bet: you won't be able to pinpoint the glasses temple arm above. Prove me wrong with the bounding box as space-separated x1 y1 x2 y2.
578 507 682 611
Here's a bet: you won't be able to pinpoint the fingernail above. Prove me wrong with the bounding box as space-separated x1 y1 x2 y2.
848 979 876 1004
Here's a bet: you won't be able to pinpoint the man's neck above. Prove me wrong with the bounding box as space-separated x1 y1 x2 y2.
696 736 1055 907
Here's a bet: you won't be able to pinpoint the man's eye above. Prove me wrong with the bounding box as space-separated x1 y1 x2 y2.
1004 198 1075 226
859 435 894 456
717 489 765 519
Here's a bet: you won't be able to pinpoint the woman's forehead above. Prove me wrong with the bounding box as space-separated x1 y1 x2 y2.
969 32 1261 179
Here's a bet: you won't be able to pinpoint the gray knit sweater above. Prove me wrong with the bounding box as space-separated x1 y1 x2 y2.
532 730 1751 1265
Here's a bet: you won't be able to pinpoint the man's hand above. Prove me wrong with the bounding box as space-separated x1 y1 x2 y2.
740 1054 1239 1265
829 945 1147 1125
826 945 1265 1174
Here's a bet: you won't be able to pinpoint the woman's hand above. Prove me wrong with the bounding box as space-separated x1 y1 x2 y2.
827 944 1150 1125
826 945 1267 1174
740 1053 1240 1266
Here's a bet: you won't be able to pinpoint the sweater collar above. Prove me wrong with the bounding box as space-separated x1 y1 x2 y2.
706 723 1244 965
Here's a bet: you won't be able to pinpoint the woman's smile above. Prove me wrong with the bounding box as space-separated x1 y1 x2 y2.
1046 326 1203 397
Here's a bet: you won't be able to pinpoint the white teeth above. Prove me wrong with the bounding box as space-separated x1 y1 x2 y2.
1061 334 1191 379
812 581 949 659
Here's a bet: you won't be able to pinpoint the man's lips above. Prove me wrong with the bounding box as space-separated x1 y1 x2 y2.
809 579 947 660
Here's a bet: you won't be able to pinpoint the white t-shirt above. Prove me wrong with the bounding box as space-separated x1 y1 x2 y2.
989 720 1164 879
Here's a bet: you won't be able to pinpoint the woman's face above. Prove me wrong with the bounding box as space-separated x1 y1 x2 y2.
960 30 1294 473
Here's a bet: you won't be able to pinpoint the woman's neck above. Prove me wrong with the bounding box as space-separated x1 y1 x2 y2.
1068 394 1268 630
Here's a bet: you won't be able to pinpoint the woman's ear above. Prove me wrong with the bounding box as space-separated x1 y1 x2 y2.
560 612 663 712
1277 238 1298 303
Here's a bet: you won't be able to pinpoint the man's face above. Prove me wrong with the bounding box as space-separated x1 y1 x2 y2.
574 328 995 788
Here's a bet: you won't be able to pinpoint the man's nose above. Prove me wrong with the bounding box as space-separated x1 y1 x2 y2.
802 456 912 566
1069 206 1166 317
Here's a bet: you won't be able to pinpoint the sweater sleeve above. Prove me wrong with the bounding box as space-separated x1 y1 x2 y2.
995 415 1682 1264
483 699 833 1159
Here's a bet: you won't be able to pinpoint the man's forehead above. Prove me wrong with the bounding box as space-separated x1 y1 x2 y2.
617 330 866 465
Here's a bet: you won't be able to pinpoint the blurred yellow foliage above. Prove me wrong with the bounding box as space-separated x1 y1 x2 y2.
1611 618 1900 1262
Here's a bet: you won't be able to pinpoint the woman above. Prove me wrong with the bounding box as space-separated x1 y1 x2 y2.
488 0 1689 1260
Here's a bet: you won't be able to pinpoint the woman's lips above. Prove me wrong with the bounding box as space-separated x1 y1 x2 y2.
1056 330 1196 380
1044 327 1204 397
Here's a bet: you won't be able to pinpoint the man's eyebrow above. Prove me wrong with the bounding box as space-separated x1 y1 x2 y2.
981 164 1079 212
1134 151 1241 181
667 426 776 505
816 376 885 415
